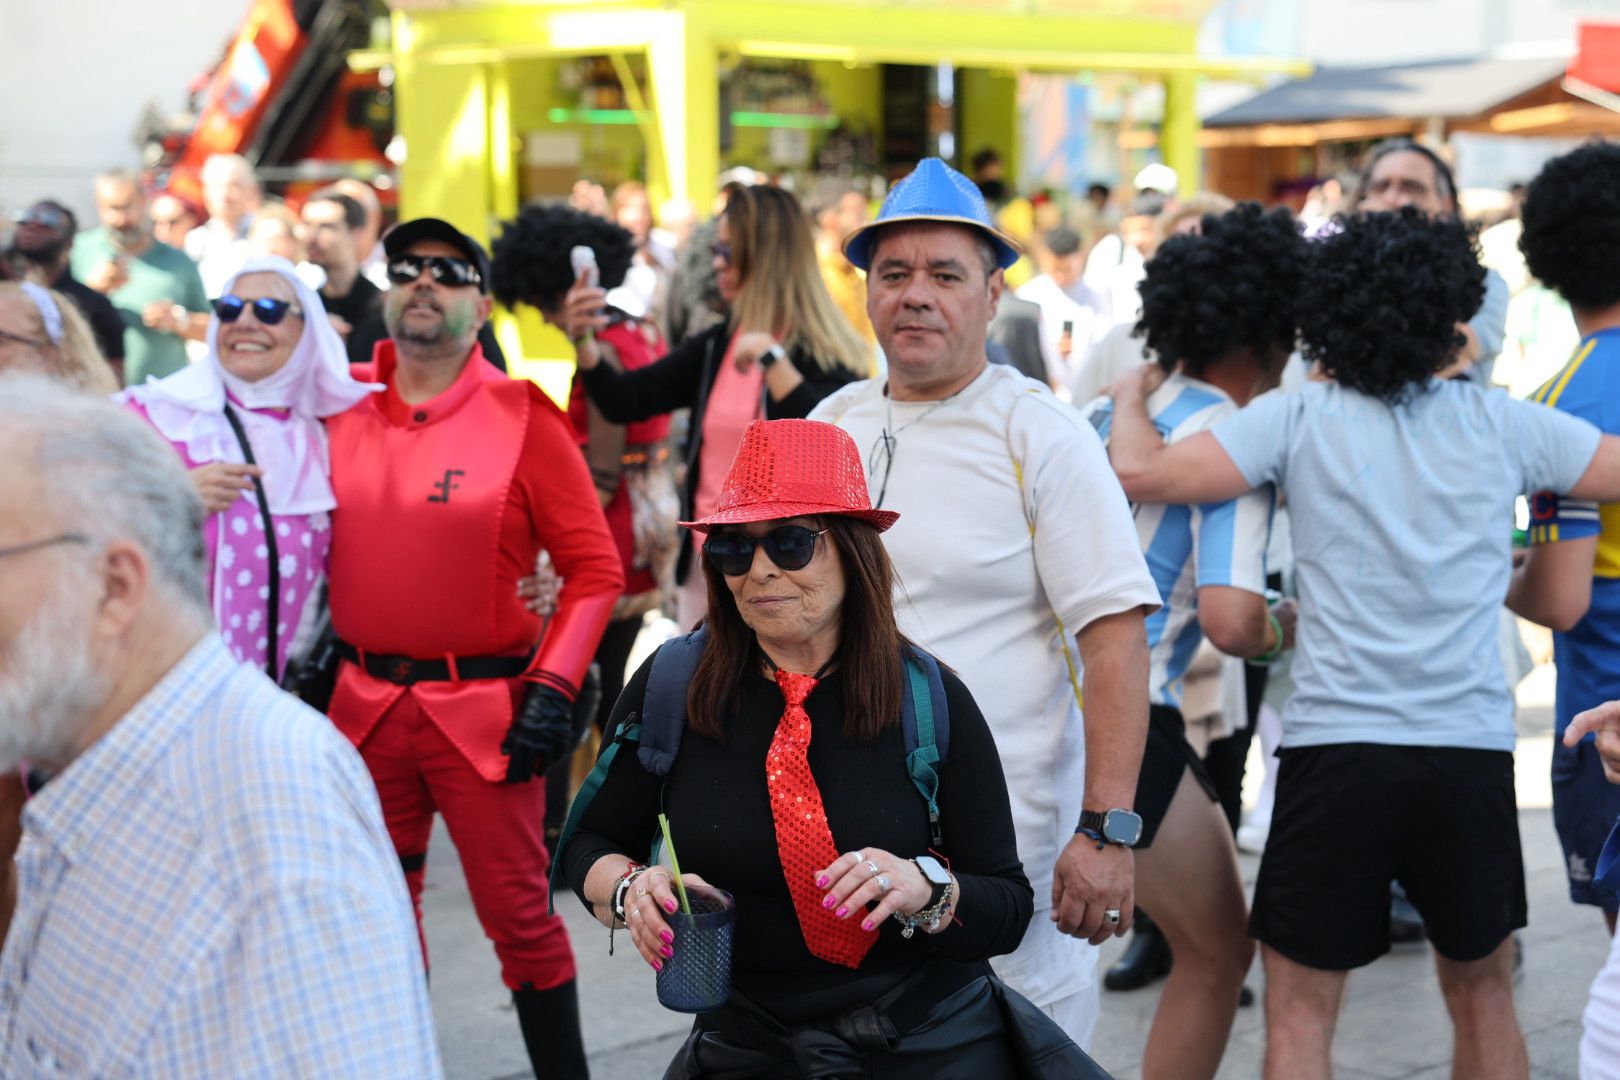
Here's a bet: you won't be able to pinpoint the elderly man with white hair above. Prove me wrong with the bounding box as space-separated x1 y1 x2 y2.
0 375 441 1078
187 153 263 297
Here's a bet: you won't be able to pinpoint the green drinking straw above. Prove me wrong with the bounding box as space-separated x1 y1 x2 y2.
658 813 693 915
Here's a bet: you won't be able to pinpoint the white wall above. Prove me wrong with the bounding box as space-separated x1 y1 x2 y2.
0 0 246 223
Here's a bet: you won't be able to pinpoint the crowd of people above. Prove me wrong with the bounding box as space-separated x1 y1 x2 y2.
2 134 1620 1080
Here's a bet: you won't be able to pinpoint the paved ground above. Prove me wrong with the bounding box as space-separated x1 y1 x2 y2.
424 659 1611 1078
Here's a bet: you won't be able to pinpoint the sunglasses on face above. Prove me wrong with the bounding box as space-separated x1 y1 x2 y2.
703 525 828 577
213 295 303 325
709 241 733 266
387 254 483 288
13 207 68 232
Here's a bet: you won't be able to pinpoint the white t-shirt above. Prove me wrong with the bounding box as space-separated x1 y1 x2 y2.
1014 274 1111 393
811 363 1159 1009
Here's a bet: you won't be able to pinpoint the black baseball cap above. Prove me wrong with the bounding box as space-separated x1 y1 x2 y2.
382 217 490 293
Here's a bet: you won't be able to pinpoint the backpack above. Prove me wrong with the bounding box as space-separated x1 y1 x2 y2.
550 627 951 908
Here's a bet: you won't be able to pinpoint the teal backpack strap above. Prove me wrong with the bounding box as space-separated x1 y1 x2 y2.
547 714 642 913
901 648 950 849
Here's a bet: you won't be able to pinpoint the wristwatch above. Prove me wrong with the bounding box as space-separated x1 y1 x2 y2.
759 343 786 370
894 856 955 938
1076 808 1143 848
914 855 952 908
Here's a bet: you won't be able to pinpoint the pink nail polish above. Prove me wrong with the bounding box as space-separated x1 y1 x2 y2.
815 875 829 888
861 920 874 932
660 930 673 945
652 959 663 972
664 899 677 913
835 906 848 918
660 945 673 958
823 895 836 909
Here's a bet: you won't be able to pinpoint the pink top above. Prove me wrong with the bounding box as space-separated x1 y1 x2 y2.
125 398 330 681
694 335 765 521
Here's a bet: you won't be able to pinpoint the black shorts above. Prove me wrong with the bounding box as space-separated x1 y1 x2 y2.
1250 743 1526 970
1132 705 1218 850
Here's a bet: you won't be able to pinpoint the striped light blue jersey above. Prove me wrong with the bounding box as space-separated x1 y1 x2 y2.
1085 373 1272 708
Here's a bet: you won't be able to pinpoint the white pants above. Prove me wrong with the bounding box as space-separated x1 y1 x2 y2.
1037 981 1099 1052
1583 927 1620 1078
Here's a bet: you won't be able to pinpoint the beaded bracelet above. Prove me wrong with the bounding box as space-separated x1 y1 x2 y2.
1253 612 1286 665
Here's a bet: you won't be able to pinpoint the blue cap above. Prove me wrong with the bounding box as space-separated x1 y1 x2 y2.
842 158 1022 272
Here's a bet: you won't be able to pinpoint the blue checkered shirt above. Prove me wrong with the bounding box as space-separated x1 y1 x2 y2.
0 635 442 1078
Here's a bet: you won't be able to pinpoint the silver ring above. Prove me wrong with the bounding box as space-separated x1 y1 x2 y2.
1103 908 1122 924
629 908 640 920
865 859 881 879
876 875 892 894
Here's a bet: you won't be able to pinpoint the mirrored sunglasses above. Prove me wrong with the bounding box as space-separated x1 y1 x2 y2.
213 295 303 326
387 253 482 288
703 525 828 576
13 206 69 232
709 241 733 266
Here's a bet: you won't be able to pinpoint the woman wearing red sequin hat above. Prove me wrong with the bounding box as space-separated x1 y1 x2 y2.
558 419 1104 1076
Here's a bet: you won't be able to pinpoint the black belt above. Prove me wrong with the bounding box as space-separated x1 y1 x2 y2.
335 640 531 685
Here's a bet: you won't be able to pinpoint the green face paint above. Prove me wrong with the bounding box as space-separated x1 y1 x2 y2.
386 290 480 346
440 298 476 340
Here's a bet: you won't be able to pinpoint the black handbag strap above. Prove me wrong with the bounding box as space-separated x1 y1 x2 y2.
222 404 280 679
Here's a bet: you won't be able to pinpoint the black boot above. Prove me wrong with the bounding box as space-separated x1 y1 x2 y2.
1104 912 1173 991
513 979 590 1079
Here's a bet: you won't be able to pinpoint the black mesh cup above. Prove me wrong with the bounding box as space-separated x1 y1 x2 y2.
655 884 736 1013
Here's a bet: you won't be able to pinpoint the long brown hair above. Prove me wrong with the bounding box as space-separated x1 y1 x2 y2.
724 186 866 377
686 516 908 742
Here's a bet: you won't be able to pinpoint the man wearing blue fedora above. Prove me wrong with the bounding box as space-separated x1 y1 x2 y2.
813 158 1158 1046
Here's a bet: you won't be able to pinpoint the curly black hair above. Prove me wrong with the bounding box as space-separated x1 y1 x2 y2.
1135 202 1306 379
1298 208 1484 405
489 203 637 313
1520 142 1620 312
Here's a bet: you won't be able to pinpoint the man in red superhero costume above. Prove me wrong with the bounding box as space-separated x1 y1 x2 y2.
325 217 622 1079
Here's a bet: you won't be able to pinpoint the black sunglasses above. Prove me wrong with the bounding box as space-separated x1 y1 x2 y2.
709 241 733 265
13 206 69 233
387 254 483 288
213 295 303 325
703 525 828 576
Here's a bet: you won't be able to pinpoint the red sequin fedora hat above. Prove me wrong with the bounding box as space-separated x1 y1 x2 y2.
680 419 900 534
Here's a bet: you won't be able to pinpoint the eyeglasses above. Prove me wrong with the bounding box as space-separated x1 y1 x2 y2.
213 295 303 326
703 526 827 576
867 431 897 510
387 254 483 289
0 533 90 562
709 241 733 266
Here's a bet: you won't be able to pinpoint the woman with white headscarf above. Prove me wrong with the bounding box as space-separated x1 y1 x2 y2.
122 256 379 680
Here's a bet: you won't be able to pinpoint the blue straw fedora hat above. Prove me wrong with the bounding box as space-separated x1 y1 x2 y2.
842 157 1022 272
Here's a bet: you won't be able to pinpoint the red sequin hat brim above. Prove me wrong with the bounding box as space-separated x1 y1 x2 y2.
680 501 899 534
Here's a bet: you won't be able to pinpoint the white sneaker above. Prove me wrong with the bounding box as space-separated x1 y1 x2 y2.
1236 820 1269 855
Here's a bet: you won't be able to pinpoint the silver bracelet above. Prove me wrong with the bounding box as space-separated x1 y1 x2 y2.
892 880 955 939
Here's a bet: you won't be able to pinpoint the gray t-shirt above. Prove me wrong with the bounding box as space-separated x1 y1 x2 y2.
1214 377 1600 751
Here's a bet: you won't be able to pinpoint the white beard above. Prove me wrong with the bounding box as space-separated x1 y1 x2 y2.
0 572 109 772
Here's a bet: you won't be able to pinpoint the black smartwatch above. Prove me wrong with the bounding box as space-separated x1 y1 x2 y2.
759 343 786 370
914 854 952 907
1077 808 1143 848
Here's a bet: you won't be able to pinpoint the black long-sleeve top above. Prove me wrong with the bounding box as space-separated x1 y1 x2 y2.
576 322 862 581
563 648 1033 1025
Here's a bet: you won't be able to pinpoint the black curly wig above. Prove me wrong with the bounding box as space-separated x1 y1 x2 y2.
1520 141 1620 312
1298 208 1484 405
489 203 637 313
1135 202 1305 379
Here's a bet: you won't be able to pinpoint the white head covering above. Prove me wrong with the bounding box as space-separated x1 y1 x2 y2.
121 256 381 515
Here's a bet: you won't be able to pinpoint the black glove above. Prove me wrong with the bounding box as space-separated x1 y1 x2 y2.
571 663 603 748
503 681 576 784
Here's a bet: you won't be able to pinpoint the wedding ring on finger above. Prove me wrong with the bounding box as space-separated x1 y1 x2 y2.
865 859 881 879
1103 908 1122 924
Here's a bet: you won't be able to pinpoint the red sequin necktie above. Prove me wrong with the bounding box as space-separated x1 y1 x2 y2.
767 669 877 969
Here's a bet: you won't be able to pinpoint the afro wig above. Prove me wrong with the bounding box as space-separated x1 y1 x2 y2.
1298 208 1483 405
1519 141 1620 312
1135 202 1305 379
489 203 636 313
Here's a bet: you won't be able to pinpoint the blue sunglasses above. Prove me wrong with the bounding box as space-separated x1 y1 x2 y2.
213 295 303 326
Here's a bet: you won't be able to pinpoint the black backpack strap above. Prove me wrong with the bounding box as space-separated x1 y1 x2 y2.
900 646 950 849
637 627 708 774
221 404 279 679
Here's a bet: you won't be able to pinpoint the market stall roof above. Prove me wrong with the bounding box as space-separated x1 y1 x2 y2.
1205 54 1569 128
